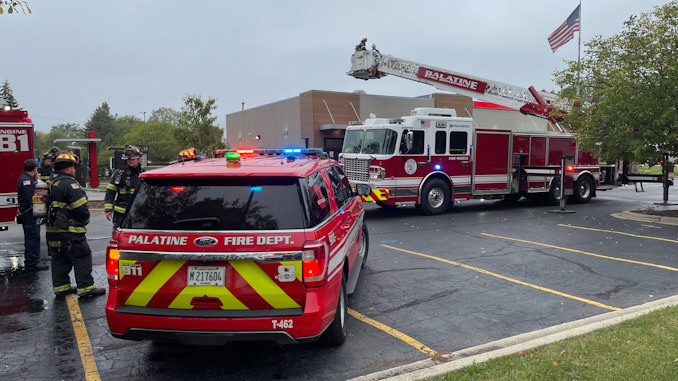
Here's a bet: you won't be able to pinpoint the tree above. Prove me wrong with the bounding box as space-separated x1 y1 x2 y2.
149 107 181 126
113 115 140 145
0 1 31 14
0 80 20 109
34 123 86 159
174 94 225 157
85 102 117 148
553 1 678 168
85 102 118 176
124 118 182 165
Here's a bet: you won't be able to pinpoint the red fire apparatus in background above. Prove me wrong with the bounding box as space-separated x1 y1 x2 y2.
0 106 35 231
341 47 619 215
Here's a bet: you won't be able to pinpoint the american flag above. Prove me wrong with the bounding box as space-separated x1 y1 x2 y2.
548 5 580 53
420 120 430 128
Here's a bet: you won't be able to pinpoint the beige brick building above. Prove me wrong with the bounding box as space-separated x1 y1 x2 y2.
225 90 550 158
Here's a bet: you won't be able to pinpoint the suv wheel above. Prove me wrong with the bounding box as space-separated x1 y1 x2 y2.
319 274 347 347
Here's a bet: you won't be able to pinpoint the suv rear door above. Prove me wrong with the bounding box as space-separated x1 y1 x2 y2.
115 177 309 316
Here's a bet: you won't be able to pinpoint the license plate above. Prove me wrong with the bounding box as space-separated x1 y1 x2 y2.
187 266 225 286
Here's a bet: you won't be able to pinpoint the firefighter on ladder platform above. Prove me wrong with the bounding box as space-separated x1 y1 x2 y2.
105 145 145 234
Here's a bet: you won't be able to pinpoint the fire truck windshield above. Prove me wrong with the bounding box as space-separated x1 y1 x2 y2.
342 129 398 155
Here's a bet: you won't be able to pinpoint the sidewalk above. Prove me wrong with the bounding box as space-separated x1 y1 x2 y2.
85 188 105 213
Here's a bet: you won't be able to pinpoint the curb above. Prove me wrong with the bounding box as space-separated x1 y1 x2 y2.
612 211 678 226
349 294 678 381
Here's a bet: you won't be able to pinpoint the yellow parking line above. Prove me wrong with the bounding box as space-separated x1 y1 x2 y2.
558 224 678 244
348 308 437 356
482 233 678 272
65 294 101 381
381 244 620 311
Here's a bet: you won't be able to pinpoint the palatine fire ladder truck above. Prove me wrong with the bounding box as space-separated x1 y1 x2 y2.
340 48 619 215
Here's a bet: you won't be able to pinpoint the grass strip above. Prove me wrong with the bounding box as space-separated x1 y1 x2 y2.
435 305 678 380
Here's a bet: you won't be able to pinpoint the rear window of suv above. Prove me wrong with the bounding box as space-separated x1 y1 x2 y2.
122 177 308 231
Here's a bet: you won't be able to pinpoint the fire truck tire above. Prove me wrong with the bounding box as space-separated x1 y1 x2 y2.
572 175 594 204
546 177 561 206
420 178 451 215
319 275 347 347
360 223 369 268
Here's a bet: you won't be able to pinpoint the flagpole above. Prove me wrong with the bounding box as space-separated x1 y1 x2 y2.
578 0 582 65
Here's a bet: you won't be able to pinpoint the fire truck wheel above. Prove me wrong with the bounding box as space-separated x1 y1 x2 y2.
420 178 451 215
319 273 347 347
546 177 561 206
359 223 369 268
572 175 594 204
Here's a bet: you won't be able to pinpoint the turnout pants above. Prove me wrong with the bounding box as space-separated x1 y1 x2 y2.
21 212 41 267
112 212 126 235
48 234 95 295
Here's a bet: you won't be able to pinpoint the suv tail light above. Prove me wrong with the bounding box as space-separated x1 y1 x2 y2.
302 239 329 288
106 240 120 286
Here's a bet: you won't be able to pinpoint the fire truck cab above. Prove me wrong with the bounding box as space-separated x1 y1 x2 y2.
340 108 616 215
0 107 34 231
105 149 368 347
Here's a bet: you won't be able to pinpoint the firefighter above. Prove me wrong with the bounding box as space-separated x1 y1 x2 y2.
39 147 60 183
105 145 145 234
355 38 367 51
38 153 55 183
17 159 48 271
47 153 105 298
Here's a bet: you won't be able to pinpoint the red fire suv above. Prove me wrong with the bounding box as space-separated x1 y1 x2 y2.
105 149 369 346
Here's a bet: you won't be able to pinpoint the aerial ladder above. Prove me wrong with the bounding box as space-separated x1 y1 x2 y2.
347 47 564 131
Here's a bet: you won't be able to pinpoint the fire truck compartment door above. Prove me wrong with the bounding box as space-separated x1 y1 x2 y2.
473 131 511 193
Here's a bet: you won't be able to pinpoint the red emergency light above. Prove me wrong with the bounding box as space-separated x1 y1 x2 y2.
106 240 120 285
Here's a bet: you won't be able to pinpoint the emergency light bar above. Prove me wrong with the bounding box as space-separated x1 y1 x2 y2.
227 148 326 159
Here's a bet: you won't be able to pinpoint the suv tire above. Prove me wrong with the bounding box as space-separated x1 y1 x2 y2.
319 274 347 347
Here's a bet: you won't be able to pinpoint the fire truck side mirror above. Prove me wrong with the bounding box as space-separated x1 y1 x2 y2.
400 130 414 155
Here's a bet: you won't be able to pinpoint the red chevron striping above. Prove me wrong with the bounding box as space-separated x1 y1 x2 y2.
225 262 275 310
256 262 306 307
118 261 160 305
146 262 191 308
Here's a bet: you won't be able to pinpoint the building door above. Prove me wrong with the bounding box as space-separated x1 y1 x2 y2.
324 138 343 159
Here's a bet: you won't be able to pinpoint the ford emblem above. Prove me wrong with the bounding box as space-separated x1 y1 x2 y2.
194 236 218 247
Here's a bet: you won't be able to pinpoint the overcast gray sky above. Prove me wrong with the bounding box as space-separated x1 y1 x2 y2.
3 0 670 132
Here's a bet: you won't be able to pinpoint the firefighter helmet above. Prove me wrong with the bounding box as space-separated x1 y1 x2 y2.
53 153 80 169
121 145 142 159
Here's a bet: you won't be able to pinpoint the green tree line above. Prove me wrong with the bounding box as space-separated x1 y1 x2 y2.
31 94 226 177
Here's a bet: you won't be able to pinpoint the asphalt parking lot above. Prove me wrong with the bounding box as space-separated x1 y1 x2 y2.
1 183 677 380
